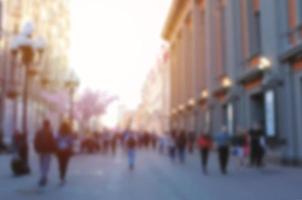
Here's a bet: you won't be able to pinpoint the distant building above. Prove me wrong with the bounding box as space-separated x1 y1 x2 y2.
136 46 170 134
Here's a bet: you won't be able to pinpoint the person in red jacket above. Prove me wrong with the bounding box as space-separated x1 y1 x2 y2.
198 133 212 174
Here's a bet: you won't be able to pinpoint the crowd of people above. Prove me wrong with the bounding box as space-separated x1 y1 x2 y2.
161 123 267 175
10 118 162 187
8 118 268 188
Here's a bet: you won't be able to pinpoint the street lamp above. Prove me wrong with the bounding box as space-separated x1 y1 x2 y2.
258 57 272 70
221 76 233 88
11 21 46 169
7 36 21 133
201 89 209 99
188 98 196 107
65 70 79 127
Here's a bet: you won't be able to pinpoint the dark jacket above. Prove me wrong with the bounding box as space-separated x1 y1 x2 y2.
34 128 56 154
249 129 263 148
177 133 187 149
232 135 247 147
127 136 136 149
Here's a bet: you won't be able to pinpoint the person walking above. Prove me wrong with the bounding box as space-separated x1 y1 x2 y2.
56 121 74 185
198 132 212 174
34 120 56 187
176 130 187 163
167 132 176 161
126 131 137 170
215 127 231 175
249 123 265 167
232 127 249 167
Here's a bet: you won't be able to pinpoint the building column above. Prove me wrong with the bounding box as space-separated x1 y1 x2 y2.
192 2 205 134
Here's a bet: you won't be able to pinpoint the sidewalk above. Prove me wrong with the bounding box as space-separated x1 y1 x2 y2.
0 150 301 200
157 149 302 200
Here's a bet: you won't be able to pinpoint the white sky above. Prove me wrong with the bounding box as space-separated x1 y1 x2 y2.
69 0 172 127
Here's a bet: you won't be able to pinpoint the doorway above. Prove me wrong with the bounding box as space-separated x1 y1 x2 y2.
250 93 265 130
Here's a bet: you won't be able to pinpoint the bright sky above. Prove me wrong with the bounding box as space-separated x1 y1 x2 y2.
69 0 172 127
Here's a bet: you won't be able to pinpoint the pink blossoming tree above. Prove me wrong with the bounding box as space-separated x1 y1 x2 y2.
74 89 117 131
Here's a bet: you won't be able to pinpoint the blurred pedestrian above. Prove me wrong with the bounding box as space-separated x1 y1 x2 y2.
215 126 231 174
232 127 249 167
249 123 265 167
158 136 165 154
34 119 56 187
0 130 7 153
167 132 176 161
125 131 137 170
198 132 212 174
56 121 74 185
176 130 187 163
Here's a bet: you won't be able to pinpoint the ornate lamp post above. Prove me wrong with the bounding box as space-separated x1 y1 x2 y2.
7 36 21 133
11 22 46 169
65 70 79 126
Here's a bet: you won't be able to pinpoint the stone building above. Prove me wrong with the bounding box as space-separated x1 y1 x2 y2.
0 0 71 144
136 47 170 134
163 0 302 164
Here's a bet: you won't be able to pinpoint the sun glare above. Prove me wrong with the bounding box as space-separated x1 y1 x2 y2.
69 0 172 127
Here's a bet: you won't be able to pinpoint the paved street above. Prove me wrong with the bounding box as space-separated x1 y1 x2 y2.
0 150 302 200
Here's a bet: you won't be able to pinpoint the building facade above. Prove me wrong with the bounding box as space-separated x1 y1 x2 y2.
163 0 302 164
0 0 71 144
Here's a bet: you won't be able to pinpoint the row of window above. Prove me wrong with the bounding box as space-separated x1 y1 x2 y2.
171 0 302 102
197 0 302 74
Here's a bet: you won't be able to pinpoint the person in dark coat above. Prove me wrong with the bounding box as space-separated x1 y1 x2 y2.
215 127 231 174
34 119 56 187
232 127 249 167
249 123 265 167
176 130 187 163
56 121 74 185
198 132 212 174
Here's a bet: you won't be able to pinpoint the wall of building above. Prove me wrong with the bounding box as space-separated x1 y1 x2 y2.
135 47 170 134
163 0 302 164
0 0 71 144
